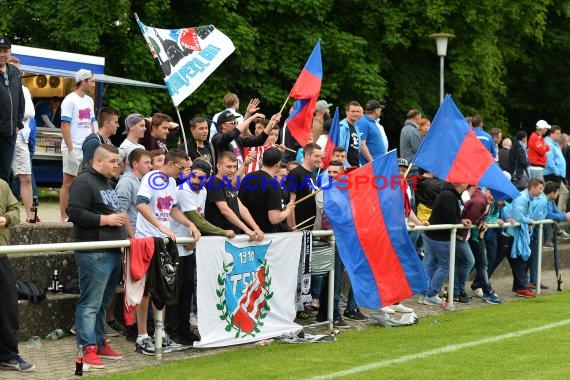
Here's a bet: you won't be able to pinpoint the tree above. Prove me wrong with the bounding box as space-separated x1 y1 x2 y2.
2 0 567 143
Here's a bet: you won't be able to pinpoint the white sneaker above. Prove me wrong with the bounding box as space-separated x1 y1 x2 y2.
472 288 484 298
391 303 414 313
381 306 396 314
189 312 198 327
419 295 444 306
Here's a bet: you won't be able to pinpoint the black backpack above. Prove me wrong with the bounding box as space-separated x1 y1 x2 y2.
16 280 47 303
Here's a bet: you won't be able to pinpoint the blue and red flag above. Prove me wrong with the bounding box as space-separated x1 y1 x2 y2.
321 106 340 169
285 41 322 146
323 151 429 309
413 95 519 201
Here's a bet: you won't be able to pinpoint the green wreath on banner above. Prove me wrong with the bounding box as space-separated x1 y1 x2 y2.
215 259 273 338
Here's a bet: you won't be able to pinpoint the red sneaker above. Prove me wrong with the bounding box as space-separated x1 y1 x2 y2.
515 289 536 298
98 339 123 360
83 345 105 369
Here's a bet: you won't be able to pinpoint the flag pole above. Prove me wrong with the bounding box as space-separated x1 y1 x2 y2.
279 95 290 115
298 223 315 231
293 189 322 205
174 106 189 154
404 162 413 178
293 215 316 230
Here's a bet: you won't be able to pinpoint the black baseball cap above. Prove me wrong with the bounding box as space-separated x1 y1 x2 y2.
217 110 238 125
0 37 12 49
364 99 385 111
262 147 282 167
191 159 212 174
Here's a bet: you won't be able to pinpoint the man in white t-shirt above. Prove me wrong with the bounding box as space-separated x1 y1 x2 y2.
169 159 234 343
59 69 97 222
133 149 201 355
119 113 146 171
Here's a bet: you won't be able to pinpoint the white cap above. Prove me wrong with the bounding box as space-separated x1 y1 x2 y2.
536 119 551 130
75 69 93 83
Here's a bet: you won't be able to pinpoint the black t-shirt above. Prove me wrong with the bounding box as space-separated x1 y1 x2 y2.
194 144 213 166
347 122 359 167
278 187 291 232
284 165 317 226
205 176 242 233
238 170 282 233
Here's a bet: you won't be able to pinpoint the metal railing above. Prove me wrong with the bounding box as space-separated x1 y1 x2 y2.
0 221 565 342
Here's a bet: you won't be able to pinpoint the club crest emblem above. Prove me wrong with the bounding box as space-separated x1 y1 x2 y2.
216 241 273 337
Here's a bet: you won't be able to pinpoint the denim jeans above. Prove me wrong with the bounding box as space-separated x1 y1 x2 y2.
422 234 450 297
469 236 492 294
317 247 356 321
409 230 422 253
311 275 324 298
75 251 121 349
334 248 356 312
421 233 435 278
454 239 475 294
484 229 500 280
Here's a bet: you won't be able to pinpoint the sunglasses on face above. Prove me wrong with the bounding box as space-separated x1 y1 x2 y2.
173 162 186 172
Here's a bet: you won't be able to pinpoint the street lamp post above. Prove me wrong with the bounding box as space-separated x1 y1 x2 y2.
429 33 455 105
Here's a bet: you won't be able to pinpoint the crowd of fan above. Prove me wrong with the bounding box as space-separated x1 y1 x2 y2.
1 40 569 372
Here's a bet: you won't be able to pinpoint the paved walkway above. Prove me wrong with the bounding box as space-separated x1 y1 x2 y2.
22 201 61 224
1 269 564 379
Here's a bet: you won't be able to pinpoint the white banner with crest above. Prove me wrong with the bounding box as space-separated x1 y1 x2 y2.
193 233 304 348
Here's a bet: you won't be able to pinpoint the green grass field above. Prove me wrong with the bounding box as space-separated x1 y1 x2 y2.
104 292 570 380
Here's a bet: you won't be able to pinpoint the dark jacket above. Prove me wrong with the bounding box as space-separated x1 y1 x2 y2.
211 127 268 165
147 237 180 309
509 140 529 179
67 166 126 250
457 188 489 240
426 182 463 241
498 147 510 171
180 131 216 169
415 176 442 209
0 63 24 136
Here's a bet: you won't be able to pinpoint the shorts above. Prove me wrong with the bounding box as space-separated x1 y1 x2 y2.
62 148 83 176
11 138 31 176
